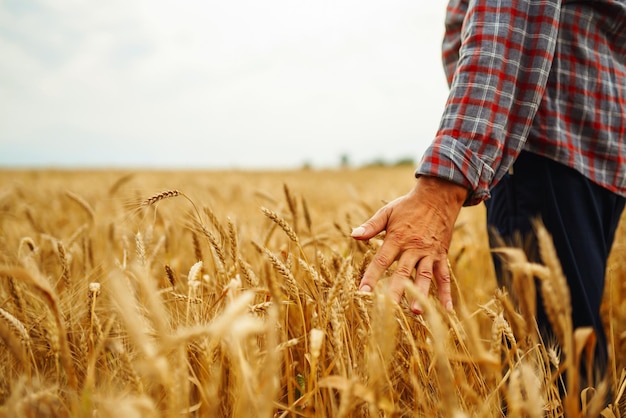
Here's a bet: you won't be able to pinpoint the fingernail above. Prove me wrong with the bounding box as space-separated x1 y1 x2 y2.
359 284 372 293
351 226 366 237
411 302 423 315
446 301 453 312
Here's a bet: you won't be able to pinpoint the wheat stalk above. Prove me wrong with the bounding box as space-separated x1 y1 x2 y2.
87 282 102 351
108 173 135 196
64 190 95 221
283 183 298 234
18 237 37 259
404 281 461 414
301 196 312 233
0 267 78 389
4 169 626 416
24 208 44 233
105 338 143 392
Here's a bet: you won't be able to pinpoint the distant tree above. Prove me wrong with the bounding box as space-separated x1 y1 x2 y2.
339 154 350 168
363 158 388 168
394 157 416 166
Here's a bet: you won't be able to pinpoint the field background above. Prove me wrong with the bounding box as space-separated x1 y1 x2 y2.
0 167 624 417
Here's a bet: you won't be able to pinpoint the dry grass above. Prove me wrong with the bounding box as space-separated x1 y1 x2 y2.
0 167 625 417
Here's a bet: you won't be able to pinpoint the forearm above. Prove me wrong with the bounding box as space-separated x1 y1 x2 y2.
411 176 467 216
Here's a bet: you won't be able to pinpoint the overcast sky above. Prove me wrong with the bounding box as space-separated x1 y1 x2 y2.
0 0 450 169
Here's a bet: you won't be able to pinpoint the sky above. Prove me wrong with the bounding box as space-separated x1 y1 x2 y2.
0 0 450 169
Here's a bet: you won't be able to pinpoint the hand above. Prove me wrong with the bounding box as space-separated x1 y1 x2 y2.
351 176 467 313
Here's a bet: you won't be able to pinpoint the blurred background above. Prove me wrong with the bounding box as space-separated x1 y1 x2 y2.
0 0 449 169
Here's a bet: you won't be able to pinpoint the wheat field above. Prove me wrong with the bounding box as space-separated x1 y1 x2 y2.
0 167 624 417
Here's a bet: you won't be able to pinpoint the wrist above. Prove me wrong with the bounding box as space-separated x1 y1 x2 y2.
414 176 468 208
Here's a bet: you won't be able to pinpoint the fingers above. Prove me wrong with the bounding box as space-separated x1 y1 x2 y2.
411 258 454 313
351 206 389 240
411 257 454 314
351 192 455 313
410 257 433 314
359 242 399 293
361 252 454 314
387 253 419 303
435 259 454 312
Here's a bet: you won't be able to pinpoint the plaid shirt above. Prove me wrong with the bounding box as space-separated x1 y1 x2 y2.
416 0 626 206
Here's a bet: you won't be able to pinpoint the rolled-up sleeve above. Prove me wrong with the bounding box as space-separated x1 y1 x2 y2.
416 0 561 206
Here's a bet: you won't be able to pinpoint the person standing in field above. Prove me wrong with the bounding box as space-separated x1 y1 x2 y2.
352 0 626 377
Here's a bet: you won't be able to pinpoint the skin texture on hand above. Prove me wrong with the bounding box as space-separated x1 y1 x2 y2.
351 176 467 313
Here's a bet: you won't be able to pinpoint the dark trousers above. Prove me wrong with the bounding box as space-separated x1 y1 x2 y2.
485 151 625 377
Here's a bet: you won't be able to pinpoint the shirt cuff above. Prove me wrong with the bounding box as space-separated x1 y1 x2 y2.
415 135 495 206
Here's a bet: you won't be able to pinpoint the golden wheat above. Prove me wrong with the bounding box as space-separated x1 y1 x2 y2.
64 190 95 221
261 206 299 244
0 168 624 417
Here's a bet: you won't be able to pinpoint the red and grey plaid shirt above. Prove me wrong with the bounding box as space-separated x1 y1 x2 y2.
416 0 626 205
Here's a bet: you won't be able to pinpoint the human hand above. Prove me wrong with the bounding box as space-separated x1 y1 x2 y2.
351 176 467 313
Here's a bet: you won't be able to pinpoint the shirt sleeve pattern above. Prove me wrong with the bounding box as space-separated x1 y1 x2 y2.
417 0 561 206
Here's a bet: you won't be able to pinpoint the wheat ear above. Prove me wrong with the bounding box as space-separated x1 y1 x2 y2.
261 207 299 243
165 264 176 288
203 205 228 240
56 241 71 290
142 189 203 222
283 183 299 234
199 225 226 272
0 267 78 389
0 307 31 371
261 206 310 265
135 232 146 267
141 189 181 206
264 248 299 299
227 217 238 267
533 220 577 415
